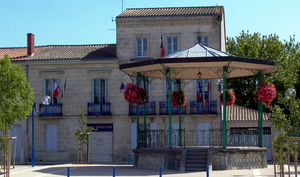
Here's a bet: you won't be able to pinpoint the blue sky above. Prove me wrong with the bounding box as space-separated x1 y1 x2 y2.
0 0 299 47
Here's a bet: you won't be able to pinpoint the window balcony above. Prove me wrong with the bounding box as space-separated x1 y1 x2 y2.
190 100 217 114
159 101 186 115
39 103 63 117
87 102 111 116
129 101 156 116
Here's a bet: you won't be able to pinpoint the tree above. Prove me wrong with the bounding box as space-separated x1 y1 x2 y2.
226 31 299 110
73 111 95 163
0 54 34 171
227 31 300 164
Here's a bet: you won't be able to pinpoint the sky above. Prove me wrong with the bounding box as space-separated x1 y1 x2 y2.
0 0 299 47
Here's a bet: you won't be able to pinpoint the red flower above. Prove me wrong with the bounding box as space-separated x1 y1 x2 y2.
124 83 149 105
254 82 276 106
171 89 187 107
219 89 236 106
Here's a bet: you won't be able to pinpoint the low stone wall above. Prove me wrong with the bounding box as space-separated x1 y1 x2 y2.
133 148 182 170
212 148 267 170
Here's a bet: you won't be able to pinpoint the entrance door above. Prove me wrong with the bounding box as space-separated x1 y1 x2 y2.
9 125 21 161
90 132 113 162
196 123 211 146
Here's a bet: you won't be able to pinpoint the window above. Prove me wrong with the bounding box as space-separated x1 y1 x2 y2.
137 38 148 57
165 79 180 101
92 78 107 103
133 77 151 100
167 37 178 55
197 36 208 46
196 79 211 102
45 79 59 104
46 124 58 150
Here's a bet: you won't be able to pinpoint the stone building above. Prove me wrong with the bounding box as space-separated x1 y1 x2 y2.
0 6 277 165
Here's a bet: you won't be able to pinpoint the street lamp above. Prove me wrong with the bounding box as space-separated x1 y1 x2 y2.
32 96 51 167
285 88 296 99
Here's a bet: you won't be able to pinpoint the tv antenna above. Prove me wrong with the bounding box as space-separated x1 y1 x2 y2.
111 0 124 22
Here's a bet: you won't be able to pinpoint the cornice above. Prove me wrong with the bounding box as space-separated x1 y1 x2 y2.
117 16 218 28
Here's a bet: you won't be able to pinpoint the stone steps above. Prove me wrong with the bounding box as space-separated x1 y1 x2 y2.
185 149 207 172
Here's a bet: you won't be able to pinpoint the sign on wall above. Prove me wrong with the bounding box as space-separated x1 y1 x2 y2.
87 123 113 132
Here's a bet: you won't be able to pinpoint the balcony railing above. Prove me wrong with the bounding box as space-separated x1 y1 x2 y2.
159 101 186 115
139 129 260 148
39 103 62 117
129 101 156 115
190 100 217 114
87 102 111 116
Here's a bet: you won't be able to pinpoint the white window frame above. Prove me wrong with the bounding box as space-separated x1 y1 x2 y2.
165 79 180 101
92 78 108 103
167 37 178 55
197 36 208 46
44 79 59 104
196 79 211 101
136 38 148 57
46 124 58 151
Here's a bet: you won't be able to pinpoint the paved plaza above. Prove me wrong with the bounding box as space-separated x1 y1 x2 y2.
1 163 291 177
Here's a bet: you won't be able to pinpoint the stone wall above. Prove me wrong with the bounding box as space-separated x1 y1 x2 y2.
212 148 267 170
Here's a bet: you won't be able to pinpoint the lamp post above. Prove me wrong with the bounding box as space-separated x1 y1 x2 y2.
32 96 51 167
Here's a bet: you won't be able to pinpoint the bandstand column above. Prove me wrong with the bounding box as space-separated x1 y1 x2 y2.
168 68 172 149
136 72 140 149
222 67 227 149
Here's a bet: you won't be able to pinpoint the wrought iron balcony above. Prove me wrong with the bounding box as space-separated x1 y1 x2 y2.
138 129 259 148
159 101 186 115
87 102 111 116
190 100 217 114
39 103 62 117
129 101 156 116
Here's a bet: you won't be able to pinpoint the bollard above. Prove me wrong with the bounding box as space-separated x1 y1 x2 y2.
206 166 209 177
128 154 131 165
67 167 70 177
113 166 116 177
159 166 162 177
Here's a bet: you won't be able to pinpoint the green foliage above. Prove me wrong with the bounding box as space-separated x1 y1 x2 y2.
0 54 34 167
0 54 34 131
73 111 95 145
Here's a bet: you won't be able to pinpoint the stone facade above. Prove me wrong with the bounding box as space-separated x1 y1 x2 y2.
10 6 229 163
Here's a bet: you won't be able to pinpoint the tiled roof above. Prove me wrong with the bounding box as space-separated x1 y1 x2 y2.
227 105 270 121
117 6 224 18
0 44 117 61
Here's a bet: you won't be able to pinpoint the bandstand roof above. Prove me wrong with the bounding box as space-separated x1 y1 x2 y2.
119 43 276 79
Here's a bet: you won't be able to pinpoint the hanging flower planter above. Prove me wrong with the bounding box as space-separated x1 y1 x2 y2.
254 82 276 106
219 89 236 106
124 83 149 106
171 89 187 107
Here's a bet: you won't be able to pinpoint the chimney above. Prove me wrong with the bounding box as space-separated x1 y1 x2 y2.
27 33 35 57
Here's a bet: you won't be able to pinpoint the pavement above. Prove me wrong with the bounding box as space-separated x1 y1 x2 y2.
0 162 296 177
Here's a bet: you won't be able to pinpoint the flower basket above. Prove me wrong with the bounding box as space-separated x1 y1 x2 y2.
254 82 276 106
171 89 187 107
124 83 149 106
219 89 236 106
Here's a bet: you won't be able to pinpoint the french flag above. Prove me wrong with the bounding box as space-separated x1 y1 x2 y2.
53 82 59 99
160 34 164 58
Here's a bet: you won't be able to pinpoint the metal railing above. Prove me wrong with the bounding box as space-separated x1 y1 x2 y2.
87 102 111 116
129 101 156 115
139 129 259 148
39 103 62 117
159 101 187 115
190 100 217 114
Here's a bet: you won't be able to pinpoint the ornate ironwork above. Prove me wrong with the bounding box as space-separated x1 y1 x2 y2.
87 102 111 116
129 101 156 115
138 129 259 148
39 103 63 116
190 100 217 114
159 101 187 115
